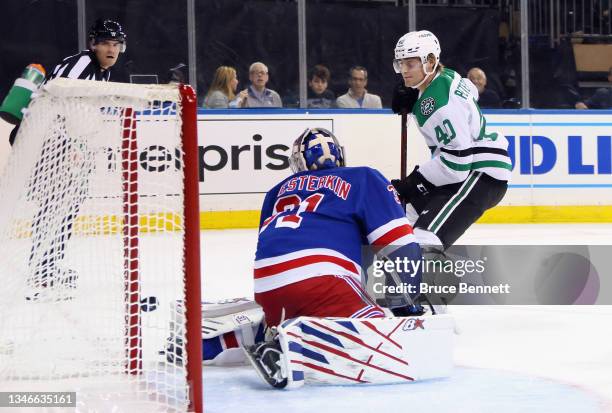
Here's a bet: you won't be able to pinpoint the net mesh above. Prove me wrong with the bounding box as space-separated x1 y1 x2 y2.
0 78 194 412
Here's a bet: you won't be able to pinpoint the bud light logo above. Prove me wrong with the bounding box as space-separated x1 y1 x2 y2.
506 135 612 175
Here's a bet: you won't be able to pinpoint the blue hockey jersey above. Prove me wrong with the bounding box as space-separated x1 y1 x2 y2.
254 166 420 293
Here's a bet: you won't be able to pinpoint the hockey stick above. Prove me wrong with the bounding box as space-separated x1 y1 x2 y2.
379 254 417 310
400 110 408 179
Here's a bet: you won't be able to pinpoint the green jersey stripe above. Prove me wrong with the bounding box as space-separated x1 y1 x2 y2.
440 156 513 171
428 172 480 233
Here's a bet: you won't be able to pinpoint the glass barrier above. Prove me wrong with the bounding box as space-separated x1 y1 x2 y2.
85 0 189 86
195 0 299 108
0 1 78 98
305 1 409 109
1 1 610 111
416 2 520 109
540 0 612 110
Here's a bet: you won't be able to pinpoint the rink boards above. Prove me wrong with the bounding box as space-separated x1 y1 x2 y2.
2 109 612 229
194 109 612 227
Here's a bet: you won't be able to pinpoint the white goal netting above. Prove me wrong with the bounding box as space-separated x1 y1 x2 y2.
0 78 201 412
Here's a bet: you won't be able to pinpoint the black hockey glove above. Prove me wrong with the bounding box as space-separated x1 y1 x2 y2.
391 166 434 204
391 81 419 115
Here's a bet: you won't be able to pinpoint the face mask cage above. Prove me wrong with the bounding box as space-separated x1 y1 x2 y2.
289 129 346 173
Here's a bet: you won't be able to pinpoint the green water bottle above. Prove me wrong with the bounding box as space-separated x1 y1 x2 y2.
0 63 46 124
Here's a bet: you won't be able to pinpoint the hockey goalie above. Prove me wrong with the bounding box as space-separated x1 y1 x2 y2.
190 128 454 389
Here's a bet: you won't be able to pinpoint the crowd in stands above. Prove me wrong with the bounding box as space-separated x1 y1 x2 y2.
201 61 528 110
203 62 386 109
575 67 612 109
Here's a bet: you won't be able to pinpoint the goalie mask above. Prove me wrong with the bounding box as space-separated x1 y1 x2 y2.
89 19 127 53
289 128 345 173
393 30 441 88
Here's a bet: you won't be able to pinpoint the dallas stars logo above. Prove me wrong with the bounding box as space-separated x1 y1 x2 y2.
420 97 435 116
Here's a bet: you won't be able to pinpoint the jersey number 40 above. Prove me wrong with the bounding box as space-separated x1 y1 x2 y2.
434 119 456 145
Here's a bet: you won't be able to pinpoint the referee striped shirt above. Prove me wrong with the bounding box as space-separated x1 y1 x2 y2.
47 50 111 82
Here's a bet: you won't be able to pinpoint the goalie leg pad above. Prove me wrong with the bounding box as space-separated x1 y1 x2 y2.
274 315 455 389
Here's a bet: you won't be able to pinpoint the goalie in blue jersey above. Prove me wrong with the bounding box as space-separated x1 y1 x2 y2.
253 127 424 327
192 129 455 389
244 128 433 387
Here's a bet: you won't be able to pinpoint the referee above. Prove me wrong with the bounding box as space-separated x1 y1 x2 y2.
27 19 127 300
47 19 126 82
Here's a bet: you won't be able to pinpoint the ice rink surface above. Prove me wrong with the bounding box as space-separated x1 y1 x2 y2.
202 224 612 413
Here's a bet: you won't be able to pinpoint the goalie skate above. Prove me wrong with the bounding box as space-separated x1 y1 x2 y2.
243 338 288 389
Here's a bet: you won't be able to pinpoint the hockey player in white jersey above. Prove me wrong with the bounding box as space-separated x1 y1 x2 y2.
390 30 511 250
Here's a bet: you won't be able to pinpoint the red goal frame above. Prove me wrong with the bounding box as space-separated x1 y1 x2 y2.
121 85 202 413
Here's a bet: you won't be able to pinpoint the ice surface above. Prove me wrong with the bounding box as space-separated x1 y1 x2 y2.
201 224 612 412
203 365 601 413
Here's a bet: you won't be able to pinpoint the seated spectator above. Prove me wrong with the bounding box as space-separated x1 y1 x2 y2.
307 64 335 108
204 66 247 108
575 67 612 109
336 66 382 109
243 62 282 108
467 67 502 108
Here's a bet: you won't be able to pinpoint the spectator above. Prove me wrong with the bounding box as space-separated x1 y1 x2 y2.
467 67 502 108
204 66 247 109
307 64 335 108
575 67 612 109
244 62 282 108
336 66 382 109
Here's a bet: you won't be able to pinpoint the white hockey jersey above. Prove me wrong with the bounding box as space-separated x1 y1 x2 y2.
411 68 512 186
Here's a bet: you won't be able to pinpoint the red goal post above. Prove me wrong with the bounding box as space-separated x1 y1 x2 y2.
0 78 203 413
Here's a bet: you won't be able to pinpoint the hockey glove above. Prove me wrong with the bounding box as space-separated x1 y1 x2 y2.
391 80 419 114
391 166 434 204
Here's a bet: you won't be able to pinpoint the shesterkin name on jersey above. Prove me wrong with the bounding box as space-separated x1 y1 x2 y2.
277 174 351 200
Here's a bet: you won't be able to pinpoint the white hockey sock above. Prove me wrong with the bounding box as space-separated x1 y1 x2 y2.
405 203 419 225
414 228 443 247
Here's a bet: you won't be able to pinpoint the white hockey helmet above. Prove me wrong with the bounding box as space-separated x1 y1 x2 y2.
393 30 441 74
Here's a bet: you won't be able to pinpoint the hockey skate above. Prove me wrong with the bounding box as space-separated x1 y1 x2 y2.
25 266 78 302
243 338 288 389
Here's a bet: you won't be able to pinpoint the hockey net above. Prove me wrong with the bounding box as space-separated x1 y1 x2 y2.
0 78 202 412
